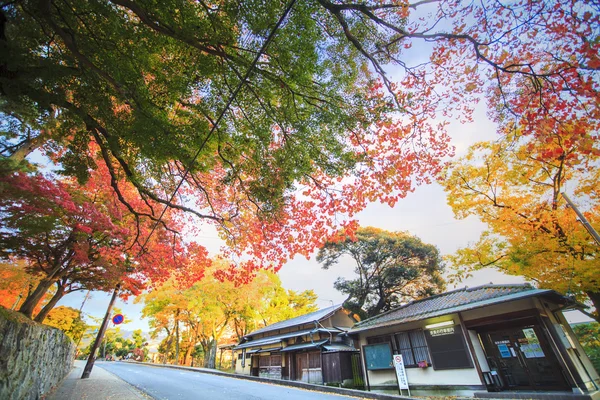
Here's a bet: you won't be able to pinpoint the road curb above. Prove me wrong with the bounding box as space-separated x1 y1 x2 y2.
121 361 412 399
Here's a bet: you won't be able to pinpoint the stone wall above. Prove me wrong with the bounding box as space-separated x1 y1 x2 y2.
0 308 75 400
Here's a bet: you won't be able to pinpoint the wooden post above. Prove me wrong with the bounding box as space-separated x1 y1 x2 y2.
81 284 120 379
458 313 486 385
361 344 371 392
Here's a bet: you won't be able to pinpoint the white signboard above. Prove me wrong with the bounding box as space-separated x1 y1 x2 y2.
393 354 410 394
429 326 455 337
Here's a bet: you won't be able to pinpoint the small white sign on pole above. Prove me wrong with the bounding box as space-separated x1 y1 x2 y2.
393 354 410 396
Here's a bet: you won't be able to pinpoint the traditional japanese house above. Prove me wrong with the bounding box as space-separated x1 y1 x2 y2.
350 284 599 399
233 304 361 385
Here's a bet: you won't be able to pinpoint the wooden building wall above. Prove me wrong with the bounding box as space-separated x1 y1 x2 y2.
322 352 355 384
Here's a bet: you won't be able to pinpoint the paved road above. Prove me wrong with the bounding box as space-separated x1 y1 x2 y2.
100 362 364 400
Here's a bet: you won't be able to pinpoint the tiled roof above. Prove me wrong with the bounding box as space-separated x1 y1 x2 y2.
245 304 343 337
280 340 329 352
234 337 283 350
322 343 358 352
350 284 559 333
234 327 340 349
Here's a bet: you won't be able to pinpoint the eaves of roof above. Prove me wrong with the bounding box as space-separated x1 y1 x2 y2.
350 287 558 334
235 337 283 350
234 327 339 350
322 343 358 352
246 347 281 354
245 304 343 337
280 340 329 352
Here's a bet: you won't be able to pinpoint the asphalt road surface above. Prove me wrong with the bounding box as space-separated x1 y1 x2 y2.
99 362 364 400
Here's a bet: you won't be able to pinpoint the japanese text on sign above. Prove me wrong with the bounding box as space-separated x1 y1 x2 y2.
429 326 454 337
393 354 409 390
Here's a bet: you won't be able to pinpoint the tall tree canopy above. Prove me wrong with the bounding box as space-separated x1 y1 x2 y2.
229 271 318 338
443 128 599 321
317 227 444 319
2 0 597 277
139 267 317 367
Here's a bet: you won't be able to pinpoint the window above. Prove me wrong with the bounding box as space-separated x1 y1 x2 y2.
395 330 431 367
425 324 472 370
259 354 282 367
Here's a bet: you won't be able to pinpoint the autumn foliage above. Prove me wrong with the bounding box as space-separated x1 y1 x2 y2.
0 261 44 312
0 1 597 291
139 266 317 368
0 163 209 321
443 128 599 321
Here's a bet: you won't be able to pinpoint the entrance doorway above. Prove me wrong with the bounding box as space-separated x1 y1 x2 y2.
480 323 569 391
295 351 322 383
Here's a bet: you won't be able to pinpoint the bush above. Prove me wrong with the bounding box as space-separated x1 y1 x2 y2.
572 322 600 374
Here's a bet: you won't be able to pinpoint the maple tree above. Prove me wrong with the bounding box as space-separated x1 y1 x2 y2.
137 279 191 365
44 305 87 342
140 266 317 367
227 271 318 340
0 260 41 310
3 0 595 278
0 162 206 322
317 226 445 319
442 128 599 321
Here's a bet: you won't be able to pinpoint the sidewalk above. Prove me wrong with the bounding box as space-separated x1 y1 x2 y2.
47 360 150 400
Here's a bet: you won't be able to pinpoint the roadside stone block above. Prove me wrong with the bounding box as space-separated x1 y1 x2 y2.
0 308 75 400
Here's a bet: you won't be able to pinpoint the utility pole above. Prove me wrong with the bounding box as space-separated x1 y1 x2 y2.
73 291 91 357
81 284 120 379
78 290 91 312
562 193 600 246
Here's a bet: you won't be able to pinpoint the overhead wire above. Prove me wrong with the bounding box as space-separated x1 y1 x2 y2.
137 0 298 256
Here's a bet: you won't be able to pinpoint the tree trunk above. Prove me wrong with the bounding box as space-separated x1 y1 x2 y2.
204 338 217 369
183 341 194 366
370 292 387 318
18 277 56 319
34 282 66 323
585 291 600 322
174 309 180 365
163 336 172 364
9 135 47 163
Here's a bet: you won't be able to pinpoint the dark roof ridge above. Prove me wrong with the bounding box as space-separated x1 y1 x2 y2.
356 285 472 327
245 303 343 337
465 283 534 291
355 283 535 327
